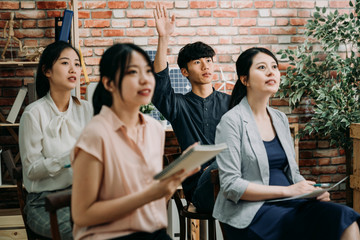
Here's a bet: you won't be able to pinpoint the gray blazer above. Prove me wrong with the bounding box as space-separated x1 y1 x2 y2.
213 97 305 229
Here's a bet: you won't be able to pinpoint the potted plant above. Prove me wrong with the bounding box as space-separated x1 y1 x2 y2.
277 0 360 206
159 113 168 129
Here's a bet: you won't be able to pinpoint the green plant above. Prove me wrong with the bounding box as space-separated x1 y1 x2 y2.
139 103 155 114
277 0 360 205
159 113 166 121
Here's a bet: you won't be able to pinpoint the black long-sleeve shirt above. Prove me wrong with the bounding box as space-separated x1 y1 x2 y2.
152 66 230 200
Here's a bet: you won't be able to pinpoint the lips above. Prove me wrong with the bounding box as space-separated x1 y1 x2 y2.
138 88 152 96
265 79 276 85
203 73 211 77
68 76 77 82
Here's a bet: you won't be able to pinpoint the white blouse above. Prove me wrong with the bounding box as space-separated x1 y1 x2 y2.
19 92 93 193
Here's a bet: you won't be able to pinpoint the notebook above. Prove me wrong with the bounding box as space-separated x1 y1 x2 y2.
154 143 228 180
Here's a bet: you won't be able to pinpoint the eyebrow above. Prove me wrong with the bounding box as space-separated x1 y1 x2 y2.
255 61 277 65
58 57 80 61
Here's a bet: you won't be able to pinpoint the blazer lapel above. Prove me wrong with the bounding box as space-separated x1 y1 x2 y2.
241 98 269 184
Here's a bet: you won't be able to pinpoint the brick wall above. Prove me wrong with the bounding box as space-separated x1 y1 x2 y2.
0 0 352 202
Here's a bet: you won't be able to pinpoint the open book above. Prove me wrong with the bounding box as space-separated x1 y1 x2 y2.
154 143 228 180
267 176 348 202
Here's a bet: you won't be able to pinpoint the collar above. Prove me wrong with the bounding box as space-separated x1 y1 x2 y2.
187 87 217 102
99 106 147 132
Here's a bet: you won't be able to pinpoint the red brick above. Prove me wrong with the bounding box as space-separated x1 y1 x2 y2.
300 151 313 159
213 10 238 17
84 39 113 46
190 1 217 8
318 141 330 148
329 1 350 8
78 11 90 19
291 36 306 43
44 29 55 38
145 2 173 9
94 49 104 56
126 28 154 37
318 158 331 165
276 18 289 26
126 10 153 18
21 1 35 9
233 36 260 44
239 10 258 18
0 1 19 9
92 11 112 19
108 1 129 9
36 1 67 9
331 156 346 165
298 10 311 18
84 57 101 66
38 19 55 28
233 18 256 26
91 29 102 37
84 20 110 28
319 175 332 183
275 1 288 8
199 10 212 17
103 29 124 37
15 29 44 38
46 11 62 17
289 1 315 8
22 20 36 28
132 19 146 27
131 1 144 9
15 69 35 77
299 159 317 167
313 149 339 158
219 19 231 26
233 1 253 8
271 9 297 17
290 18 308 26
190 18 216 26
83 1 106 9
197 27 210 35
254 1 274 8
16 11 46 19
250 28 270 35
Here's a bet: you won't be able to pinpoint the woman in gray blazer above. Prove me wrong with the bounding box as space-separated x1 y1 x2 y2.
213 47 360 240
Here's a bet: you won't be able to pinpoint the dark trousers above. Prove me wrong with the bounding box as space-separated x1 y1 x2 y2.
110 229 171 240
191 160 218 213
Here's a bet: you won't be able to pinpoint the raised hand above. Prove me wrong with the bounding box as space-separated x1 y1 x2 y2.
154 3 175 37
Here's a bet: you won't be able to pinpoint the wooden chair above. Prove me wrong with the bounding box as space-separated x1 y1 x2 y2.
165 154 216 240
44 189 72 240
1 149 49 240
210 169 227 240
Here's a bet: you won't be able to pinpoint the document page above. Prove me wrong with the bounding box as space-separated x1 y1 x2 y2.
267 176 348 203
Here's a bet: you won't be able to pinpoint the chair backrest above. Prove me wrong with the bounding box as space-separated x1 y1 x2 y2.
45 189 72 240
210 169 220 201
2 149 17 185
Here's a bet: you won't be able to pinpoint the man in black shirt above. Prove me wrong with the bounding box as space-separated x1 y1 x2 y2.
152 4 230 213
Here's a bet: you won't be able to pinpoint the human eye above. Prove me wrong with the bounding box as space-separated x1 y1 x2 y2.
61 61 69 65
272 64 278 69
206 58 212 63
75 62 81 67
126 68 138 75
257 65 265 70
194 60 200 64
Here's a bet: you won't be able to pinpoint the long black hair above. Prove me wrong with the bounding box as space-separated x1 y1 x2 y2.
229 47 278 110
92 43 154 115
36 41 80 100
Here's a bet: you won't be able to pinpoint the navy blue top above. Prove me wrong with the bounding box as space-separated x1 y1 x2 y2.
263 135 291 186
152 66 230 199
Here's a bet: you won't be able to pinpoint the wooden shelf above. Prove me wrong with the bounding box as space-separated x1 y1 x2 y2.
0 123 19 127
0 61 38 68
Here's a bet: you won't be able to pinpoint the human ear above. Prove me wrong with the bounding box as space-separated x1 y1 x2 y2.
240 76 248 86
181 68 189 78
102 77 115 92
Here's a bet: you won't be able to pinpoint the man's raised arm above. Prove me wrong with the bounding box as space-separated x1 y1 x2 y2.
153 3 175 73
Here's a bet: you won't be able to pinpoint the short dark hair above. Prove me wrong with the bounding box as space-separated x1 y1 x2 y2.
229 47 278 110
92 43 154 115
36 41 80 99
177 41 215 69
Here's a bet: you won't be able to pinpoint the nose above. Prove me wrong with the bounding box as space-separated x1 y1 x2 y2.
69 63 76 73
201 59 209 70
139 71 154 85
266 66 275 76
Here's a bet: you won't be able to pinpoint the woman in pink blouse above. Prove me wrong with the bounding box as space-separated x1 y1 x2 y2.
71 43 196 240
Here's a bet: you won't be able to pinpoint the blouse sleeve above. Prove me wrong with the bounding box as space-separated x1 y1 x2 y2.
215 115 250 204
19 111 70 180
